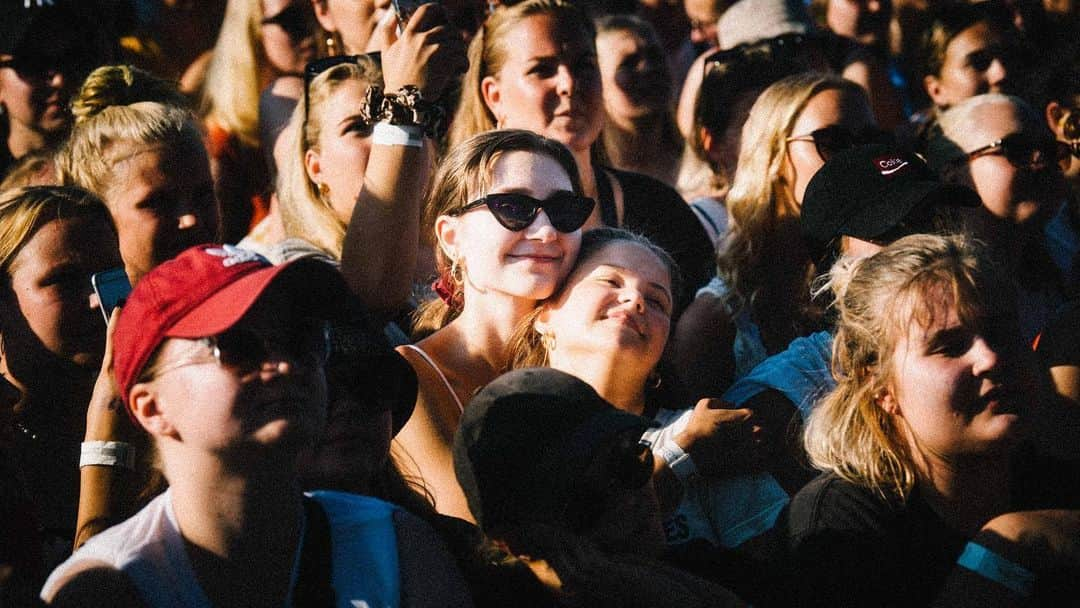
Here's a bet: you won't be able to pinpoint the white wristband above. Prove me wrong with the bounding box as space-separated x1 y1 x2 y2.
654 440 697 482
80 441 135 470
372 122 424 148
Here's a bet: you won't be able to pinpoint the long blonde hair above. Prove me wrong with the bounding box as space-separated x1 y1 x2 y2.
276 57 382 258
412 129 582 334
804 233 1002 500
199 0 265 147
447 0 594 149
56 65 200 203
717 72 865 319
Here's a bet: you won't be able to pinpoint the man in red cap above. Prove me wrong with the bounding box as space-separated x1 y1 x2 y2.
41 244 470 607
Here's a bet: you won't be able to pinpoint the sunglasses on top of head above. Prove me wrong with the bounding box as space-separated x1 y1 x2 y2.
451 191 596 233
786 125 895 162
964 132 1071 172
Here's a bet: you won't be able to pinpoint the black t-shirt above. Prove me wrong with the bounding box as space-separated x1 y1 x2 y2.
597 167 714 311
1036 298 1080 368
778 447 1080 607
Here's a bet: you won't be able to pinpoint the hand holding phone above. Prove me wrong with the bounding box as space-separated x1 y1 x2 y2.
91 268 132 325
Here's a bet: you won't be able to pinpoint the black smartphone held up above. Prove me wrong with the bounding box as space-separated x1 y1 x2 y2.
391 0 432 26
91 268 132 325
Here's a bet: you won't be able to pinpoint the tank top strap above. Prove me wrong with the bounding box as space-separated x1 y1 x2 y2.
396 344 465 413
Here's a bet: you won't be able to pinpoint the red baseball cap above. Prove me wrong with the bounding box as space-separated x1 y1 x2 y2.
113 244 353 409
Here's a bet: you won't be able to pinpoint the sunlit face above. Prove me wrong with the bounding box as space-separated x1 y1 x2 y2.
882 288 1029 461
137 290 328 457
826 0 891 47
436 150 582 304
785 87 877 205
481 14 603 154
104 140 219 284
261 0 318 74
950 101 1065 226
2 215 120 384
596 29 671 123
925 21 1010 109
537 241 674 380
0 53 73 140
305 79 374 224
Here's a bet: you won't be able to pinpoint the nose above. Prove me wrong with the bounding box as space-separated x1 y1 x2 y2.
622 286 646 314
556 64 575 97
177 212 200 231
986 58 1008 89
48 70 65 89
689 26 706 45
526 210 559 242
865 0 882 14
970 336 1001 377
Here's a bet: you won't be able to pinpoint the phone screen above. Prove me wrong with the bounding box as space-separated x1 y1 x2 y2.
91 268 132 324
391 0 428 24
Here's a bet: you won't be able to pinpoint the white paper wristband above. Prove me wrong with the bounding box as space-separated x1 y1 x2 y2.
654 440 697 481
80 441 135 470
372 122 424 148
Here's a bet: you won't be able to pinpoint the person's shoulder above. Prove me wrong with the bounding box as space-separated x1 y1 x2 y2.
45 565 147 607
786 472 899 538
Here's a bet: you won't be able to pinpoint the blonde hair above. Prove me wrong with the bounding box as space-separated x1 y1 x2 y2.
447 0 594 149
57 65 201 201
276 57 381 257
508 227 681 370
199 0 265 148
804 233 1001 500
412 129 582 334
717 72 865 317
0 186 111 276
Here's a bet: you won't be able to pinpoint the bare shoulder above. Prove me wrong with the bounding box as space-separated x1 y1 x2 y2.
46 564 147 608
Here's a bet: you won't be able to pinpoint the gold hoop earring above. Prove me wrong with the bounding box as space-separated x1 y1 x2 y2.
318 183 330 200
647 370 662 389
540 331 556 352
450 256 464 285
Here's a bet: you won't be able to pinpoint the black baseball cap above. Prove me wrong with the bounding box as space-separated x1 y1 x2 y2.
453 368 654 531
801 143 980 251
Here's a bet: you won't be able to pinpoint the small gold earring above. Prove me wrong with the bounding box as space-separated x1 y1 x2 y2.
318 183 330 199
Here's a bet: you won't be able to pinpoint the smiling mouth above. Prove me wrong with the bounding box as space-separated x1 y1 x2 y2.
607 311 645 338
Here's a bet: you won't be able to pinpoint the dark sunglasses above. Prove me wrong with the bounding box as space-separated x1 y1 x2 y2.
705 33 820 76
261 2 315 39
966 44 1014 72
149 320 330 379
0 53 88 81
452 192 595 233
965 132 1071 172
302 53 380 131
786 125 894 162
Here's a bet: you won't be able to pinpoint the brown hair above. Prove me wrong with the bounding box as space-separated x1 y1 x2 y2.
412 129 582 334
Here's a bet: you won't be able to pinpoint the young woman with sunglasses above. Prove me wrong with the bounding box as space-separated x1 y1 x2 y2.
673 72 878 400
200 0 321 242
392 129 592 522
785 233 1080 607
41 245 471 607
931 93 1070 341
274 4 465 312
448 0 714 307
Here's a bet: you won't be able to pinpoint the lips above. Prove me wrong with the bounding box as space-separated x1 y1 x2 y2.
975 385 1021 416
607 309 645 338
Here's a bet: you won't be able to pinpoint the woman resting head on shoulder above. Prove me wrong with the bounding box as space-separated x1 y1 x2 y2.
57 65 220 286
787 233 1080 606
453 367 746 607
393 129 592 522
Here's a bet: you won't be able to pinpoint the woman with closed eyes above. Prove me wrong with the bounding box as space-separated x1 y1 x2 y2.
392 129 593 522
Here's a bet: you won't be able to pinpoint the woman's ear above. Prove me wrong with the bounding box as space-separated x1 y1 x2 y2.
129 383 176 439
876 386 901 416
1046 101 1068 138
480 75 503 125
304 147 322 186
434 215 460 262
311 0 337 33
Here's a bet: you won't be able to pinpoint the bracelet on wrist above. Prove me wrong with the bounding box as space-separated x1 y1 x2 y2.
80 440 135 470
361 85 445 138
654 440 697 482
372 122 425 148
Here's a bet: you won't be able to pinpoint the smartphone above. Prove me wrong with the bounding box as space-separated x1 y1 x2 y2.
390 0 432 25
91 268 132 324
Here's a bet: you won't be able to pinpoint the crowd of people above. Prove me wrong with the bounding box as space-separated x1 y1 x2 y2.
2 0 1079 605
